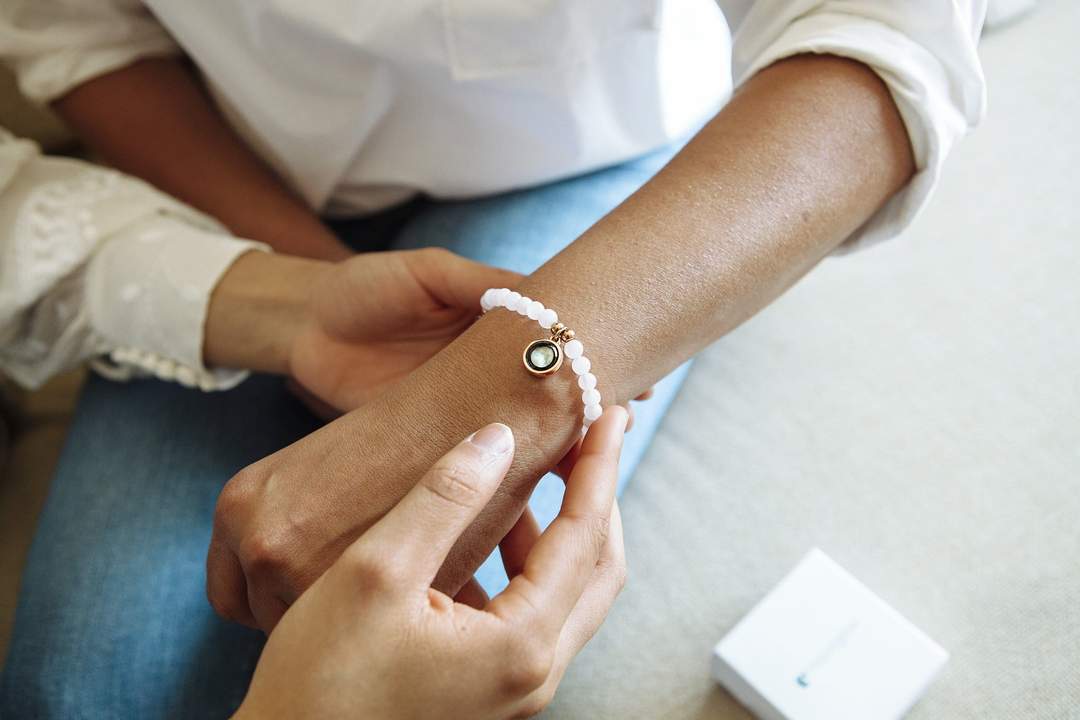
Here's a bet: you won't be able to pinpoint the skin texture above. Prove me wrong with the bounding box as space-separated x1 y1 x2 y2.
54 58 352 260
235 409 628 720
197 53 916 631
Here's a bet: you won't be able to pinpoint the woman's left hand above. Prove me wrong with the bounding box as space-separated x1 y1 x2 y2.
233 408 628 720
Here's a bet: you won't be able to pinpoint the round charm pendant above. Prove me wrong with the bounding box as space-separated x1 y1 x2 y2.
523 338 563 376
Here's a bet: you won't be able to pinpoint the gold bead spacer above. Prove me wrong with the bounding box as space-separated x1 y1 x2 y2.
548 322 576 344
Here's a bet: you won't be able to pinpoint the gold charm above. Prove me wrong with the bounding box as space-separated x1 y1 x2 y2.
523 323 576 377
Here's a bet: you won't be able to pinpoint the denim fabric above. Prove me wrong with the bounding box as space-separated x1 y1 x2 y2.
0 146 690 718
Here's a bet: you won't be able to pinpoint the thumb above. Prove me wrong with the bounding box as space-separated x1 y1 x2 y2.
407 248 523 311
358 423 515 587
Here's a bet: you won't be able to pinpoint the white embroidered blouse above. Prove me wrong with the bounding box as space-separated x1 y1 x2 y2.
0 130 261 390
0 0 987 390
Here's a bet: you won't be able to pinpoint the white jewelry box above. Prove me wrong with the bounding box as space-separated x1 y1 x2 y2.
712 549 948 720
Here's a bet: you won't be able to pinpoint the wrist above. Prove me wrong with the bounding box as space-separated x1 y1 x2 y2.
426 311 581 457
203 251 328 373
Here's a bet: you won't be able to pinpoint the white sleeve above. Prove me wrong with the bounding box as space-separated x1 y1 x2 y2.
730 1 987 251
0 128 266 391
0 0 180 103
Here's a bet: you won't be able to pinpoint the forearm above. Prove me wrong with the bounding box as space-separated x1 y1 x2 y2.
54 58 350 260
392 55 916 589
521 54 915 406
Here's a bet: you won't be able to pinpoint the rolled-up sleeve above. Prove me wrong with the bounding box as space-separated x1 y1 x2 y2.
731 1 987 250
0 0 180 103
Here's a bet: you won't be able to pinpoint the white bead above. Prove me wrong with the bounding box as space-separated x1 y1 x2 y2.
577 373 597 390
564 339 583 359
538 308 558 329
571 356 591 375
505 291 522 309
582 388 601 405
584 403 603 421
481 288 498 311
494 288 511 306
527 300 544 320
513 296 530 314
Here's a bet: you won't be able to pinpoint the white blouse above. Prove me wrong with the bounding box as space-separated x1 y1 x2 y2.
0 129 263 389
0 0 986 391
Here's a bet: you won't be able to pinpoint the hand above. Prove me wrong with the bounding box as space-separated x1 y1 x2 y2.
234 409 628 720
207 289 634 633
204 248 521 415
291 247 521 413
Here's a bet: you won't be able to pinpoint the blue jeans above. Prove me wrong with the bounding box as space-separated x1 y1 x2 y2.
0 148 691 718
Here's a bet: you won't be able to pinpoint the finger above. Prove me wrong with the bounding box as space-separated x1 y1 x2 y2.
358 422 515 588
407 248 523 311
499 507 541 580
557 406 631 483
556 500 626 658
248 581 289 634
519 501 626 716
493 406 627 632
206 536 257 628
454 577 490 610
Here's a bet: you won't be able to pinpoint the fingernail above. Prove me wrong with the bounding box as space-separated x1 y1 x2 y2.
468 423 514 456
609 405 630 428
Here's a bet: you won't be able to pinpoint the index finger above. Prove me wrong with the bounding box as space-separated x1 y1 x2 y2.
490 406 627 634
356 422 515 590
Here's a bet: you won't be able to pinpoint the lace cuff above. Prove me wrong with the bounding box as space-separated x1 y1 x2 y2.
0 130 268 390
85 215 265 391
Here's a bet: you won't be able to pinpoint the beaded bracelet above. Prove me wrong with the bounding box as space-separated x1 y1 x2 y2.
480 288 602 435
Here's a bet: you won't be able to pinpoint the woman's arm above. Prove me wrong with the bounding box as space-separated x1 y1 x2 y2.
54 58 350 260
414 53 916 583
515 54 915 403
208 54 916 627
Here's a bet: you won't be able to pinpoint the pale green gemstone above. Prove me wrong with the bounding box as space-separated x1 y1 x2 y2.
529 343 557 370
